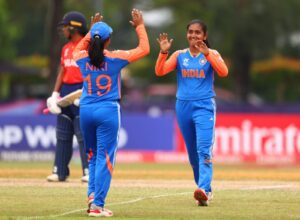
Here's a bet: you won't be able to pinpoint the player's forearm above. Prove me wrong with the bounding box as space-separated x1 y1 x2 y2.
205 50 228 77
125 25 150 63
155 51 178 76
73 32 91 61
135 24 150 55
53 67 64 92
124 24 150 63
155 53 169 76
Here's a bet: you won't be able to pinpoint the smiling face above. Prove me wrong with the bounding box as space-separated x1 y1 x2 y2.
186 23 207 48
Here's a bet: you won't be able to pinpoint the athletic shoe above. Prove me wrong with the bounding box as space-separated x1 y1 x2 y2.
81 175 89 183
89 204 113 217
46 173 68 182
196 191 213 205
194 188 209 206
87 193 94 213
47 173 59 182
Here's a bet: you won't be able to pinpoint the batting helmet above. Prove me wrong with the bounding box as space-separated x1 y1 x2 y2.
58 11 88 35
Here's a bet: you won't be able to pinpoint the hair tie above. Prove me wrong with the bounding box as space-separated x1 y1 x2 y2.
94 34 101 39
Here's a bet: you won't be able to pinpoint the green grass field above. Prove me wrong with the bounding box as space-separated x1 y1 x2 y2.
1 161 300 220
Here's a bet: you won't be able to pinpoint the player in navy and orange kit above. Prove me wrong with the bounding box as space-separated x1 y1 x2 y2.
73 9 149 217
46 11 89 182
155 19 228 206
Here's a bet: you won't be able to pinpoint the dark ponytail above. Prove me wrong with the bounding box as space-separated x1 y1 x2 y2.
187 19 210 48
88 35 106 67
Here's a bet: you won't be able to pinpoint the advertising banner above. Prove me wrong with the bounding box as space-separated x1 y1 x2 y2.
214 113 300 164
175 113 300 164
1 113 300 164
0 114 175 161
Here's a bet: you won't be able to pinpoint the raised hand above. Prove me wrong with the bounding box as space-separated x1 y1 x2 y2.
129 8 144 27
90 12 103 28
195 40 209 56
156 33 173 53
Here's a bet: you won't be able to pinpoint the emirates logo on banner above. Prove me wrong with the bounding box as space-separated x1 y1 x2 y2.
213 114 300 164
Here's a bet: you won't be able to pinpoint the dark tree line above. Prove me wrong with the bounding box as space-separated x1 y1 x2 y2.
1 0 300 102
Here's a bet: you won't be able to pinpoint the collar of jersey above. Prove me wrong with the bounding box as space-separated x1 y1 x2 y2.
188 49 202 58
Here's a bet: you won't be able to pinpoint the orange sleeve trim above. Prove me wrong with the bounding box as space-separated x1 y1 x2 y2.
105 151 113 175
205 49 228 77
155 50 180 76
105 24 150 62
73 32 91 61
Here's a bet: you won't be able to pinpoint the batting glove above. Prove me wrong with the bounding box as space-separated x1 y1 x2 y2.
73 98 80 107
46 91 61 114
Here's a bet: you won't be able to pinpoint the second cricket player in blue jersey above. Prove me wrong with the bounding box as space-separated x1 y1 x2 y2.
155 19 228 206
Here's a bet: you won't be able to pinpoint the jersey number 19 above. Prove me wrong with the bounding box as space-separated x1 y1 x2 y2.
84 73 112 96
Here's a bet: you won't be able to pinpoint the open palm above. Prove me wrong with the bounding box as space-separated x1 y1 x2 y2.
157 33 173 53
90 12 103 28
129 8 144 27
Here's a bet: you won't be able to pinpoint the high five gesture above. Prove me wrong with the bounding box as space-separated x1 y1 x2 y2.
129 8 144 27
90 12 103 28
157 33 173 53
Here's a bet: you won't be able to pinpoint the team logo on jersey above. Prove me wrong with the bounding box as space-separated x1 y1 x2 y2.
183 58 189 67
64 59 78 67
199 57 207 66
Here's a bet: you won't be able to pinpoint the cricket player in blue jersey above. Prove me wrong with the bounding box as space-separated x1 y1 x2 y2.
73 9 150 217
155 19 228 206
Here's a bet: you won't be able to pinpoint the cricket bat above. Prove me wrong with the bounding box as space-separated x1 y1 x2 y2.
43 89 82 114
